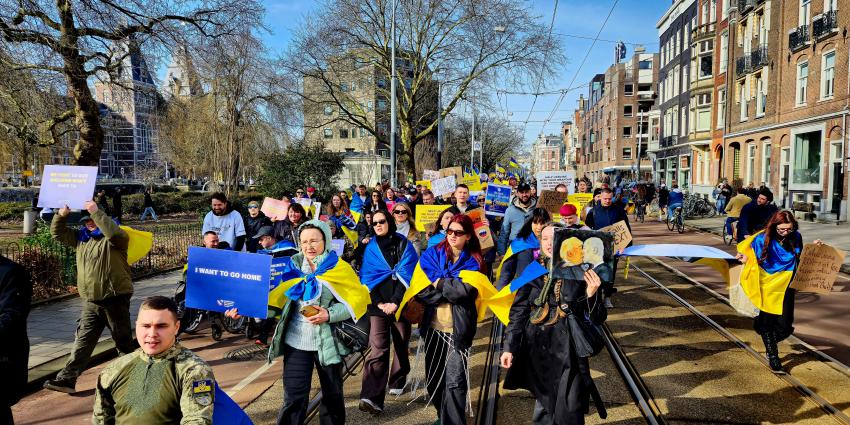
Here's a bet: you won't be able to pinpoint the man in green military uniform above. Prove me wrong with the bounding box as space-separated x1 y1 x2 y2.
44 200 136 393
93 296 216 424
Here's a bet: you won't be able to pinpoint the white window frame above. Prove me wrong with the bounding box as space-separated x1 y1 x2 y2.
789 123 825 190
747 143 757 184
755 73 766 117
762 142 772 185
800 0 811 27
717 89 726 129
740 79 749 122
797 61 809 106
719 32 729 73
821 50 836 100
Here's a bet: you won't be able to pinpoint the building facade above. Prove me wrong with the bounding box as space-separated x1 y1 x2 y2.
531 133 565 174
562 121 579 172
721 0 847 220
656 0 699 189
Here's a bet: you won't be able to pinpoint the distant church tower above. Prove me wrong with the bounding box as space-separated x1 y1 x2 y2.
163 46 203 99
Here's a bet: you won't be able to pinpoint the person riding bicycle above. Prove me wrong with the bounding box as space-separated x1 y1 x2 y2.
667 184 684 221
736 188 779 243
657 183 669 221
724 187 751 241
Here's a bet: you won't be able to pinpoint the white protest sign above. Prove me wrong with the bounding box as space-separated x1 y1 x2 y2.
536 171 576 195
422 169 440 181
431 175 457 197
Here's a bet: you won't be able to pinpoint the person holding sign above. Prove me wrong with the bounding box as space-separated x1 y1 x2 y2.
358 210 420 414
225 220 370 425
584 188 631 309
735 211 821 372
499 223 607 425
44 201 135 394
273 203 307 245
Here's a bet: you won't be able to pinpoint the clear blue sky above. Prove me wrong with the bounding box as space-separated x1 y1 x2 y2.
259 0 670 147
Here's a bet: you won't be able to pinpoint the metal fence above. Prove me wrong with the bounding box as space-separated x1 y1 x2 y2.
2 222 202 301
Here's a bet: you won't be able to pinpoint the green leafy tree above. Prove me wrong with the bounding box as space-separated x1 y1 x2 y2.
258 143 345 200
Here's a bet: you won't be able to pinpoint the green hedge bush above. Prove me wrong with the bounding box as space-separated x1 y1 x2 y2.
121 191 266 217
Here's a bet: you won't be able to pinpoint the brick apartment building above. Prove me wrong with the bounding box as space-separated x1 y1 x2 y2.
531 133 565 174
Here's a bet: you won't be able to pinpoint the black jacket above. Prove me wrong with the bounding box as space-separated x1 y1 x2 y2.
273 219 301 245
366 233 409 317
0 256 31 407
737 201 779 241
143 192 154 208
585 204 631 233
245 213 272 253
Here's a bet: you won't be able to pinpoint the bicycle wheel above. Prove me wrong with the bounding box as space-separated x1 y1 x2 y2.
722 223 733 245
676 212 685 233
222 315 248 334
666 213 674 231
181 309 204 334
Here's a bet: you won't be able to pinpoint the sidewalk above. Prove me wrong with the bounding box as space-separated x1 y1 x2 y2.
685 215 850 272
26 270 181 379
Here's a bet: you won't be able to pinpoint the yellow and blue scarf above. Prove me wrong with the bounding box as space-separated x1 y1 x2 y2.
268 251 370 320
495 234 539 282
488 260 548 325
738 231 800 315
360 238 419 290
396 245 498 322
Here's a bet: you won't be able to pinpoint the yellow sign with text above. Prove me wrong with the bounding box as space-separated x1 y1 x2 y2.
416 180 432 189
460 175 483 192
414 204 451 232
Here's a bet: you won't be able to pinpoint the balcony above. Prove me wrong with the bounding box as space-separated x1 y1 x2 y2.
750 45 768 70
813 10 838 40
637 90 656 101
788 25 810 52
738 0 755 14
735 55 752 76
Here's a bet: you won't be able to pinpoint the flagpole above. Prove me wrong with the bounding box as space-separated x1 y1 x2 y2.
389 0 397 187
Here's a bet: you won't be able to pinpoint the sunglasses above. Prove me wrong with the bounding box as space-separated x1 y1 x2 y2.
446 229 467 237
393 210 408 215
296 191 304 194
372 219 388 227
247 206 258 209
776 227 793 234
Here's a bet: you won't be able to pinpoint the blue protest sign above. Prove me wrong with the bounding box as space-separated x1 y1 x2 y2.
484 184 512 217
37 165 98 209
186 246 272 318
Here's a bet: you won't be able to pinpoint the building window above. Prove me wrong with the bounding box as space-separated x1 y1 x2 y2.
797 61 808 106
339 128 349 139
699 55 712 78
638 60 652 69
747 144 757 184
323 105 333 116
323 128 333 138
739 79 748 122
719 32 728 73
762 143 772 185
377 78 386 88
360 127 367 137
697 108 711 131
624 84 634 96
623 148 633 159
793 130 821 184
717 89 726 129
800 0 811 26
367 100 373 112
377 99 387 110
821 51 835 99
722 0 729 18
340 83 348 92
623 127 632 138
351 127 358 138
755 73 766 117
624 105 633 117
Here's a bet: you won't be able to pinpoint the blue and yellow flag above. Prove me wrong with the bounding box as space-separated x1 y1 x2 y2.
509 157 519 168
495 234 539 282
495 163 506 174
396 245 498 322
360 238 419 290
329 214 359 248
737 232 799 315
121 225 153 265
268 251 370 320
488 260 548 325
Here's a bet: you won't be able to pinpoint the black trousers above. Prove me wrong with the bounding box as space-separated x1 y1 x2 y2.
360 315 411 407
57 295 135 382
1 403 13 425
424 328 468 425
277 344 345 425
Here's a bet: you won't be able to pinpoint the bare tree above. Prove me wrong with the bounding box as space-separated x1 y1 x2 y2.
0 0 263 166
284 0 563 179
442 114 521 173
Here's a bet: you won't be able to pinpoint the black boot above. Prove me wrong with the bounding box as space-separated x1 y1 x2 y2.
762 332 783 373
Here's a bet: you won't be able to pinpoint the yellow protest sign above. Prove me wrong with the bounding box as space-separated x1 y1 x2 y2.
460 175 482 192
416 180 432 189
414 204 451 232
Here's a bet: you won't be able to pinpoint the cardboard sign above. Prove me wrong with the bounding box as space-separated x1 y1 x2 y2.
536 171 576 195
261 197 290 221
37 165 98 209
484 183 511 217
439 166 463 180
416 180 432 190
460 175 483 192
790 243 846 294
537 190 570 215
431 175 457 197
422 169 441 181
475 222 494 252
186 247 273 318
465 207 486 225
415 204 451 232
599 220 632 253
331 239 346 257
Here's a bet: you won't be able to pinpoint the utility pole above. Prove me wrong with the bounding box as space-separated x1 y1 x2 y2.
437 80 443 169
389 0 397 187
635 111 643 180
470 97 475 170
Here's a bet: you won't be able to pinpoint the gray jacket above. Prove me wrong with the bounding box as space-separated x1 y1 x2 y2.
497 197 537 254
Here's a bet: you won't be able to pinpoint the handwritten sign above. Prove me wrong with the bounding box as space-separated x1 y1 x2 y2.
431 175 457 197
416 180 432 190
414 204 451 232
790 243 846 294
422 169 441 181
439 166 463 180
37 165 98 209
261 197 290 221
537 190 569 215
536 171 576 195
484 184 511 217
330 239 346 257
600 220 632 253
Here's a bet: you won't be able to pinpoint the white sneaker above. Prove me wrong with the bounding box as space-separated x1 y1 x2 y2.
604 297 614 309
359 398 382 415
388 388 404 397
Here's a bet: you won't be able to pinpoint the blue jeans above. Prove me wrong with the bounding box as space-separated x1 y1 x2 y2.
725 217 738 236
668 203 682 220
140 207 158 221
716 197 726 214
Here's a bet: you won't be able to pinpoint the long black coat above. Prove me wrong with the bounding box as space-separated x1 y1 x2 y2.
502 273 606 424
0 256 31 407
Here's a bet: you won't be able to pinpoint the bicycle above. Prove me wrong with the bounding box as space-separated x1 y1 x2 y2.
673 206 685 233
174 280 248 341
633 200 646 223
722 218 738 245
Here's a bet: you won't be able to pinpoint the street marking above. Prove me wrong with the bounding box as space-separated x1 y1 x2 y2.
226 359 278 397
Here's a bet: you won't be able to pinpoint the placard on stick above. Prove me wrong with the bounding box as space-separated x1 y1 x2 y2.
537 190 569 215
431 175 457 197
261 197 290 220
422 169 440 181
37 165 98 209
599 220 632 253
415 204 451 232
439 166 463 180
790 243 846 294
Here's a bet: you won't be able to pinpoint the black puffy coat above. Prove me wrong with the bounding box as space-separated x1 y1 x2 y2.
0 256 31 407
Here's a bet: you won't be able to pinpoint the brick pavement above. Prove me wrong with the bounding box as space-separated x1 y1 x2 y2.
27 270 182 369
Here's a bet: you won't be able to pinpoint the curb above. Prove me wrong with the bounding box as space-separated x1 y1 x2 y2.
26 339 119 394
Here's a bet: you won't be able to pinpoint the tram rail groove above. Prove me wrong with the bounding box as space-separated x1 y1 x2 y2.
602 324 665 425
631 263 850 425
475 319 503 425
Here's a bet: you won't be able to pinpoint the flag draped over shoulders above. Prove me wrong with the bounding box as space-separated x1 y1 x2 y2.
495 234 539 282
359 238 419 290
396 245 498 322
737 231 799 315
268 251 370 320
488 260 548 325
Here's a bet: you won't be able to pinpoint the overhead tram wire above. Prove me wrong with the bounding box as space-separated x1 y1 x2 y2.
520 0 559 135
537 0 621 135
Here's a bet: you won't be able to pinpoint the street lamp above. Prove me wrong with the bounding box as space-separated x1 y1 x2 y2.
390 0 397 187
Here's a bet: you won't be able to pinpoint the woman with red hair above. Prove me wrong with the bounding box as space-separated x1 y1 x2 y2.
396 214 492 423
736 210 821 372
